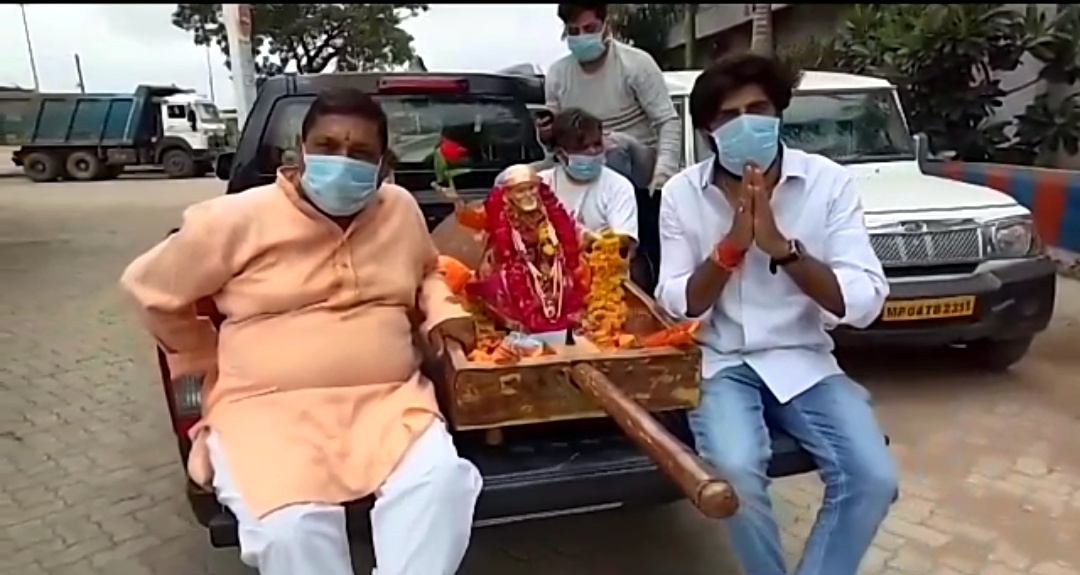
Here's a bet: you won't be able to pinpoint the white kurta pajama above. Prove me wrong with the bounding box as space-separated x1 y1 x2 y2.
208 421 480 575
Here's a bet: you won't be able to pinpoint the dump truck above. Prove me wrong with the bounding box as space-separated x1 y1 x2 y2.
3 85 230 182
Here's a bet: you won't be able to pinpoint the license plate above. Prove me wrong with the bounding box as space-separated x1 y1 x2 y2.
881 296 976 322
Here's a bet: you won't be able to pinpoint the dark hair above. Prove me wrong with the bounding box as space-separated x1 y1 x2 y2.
551 108 603 149
300 87 388 152
689 52 801 130
557 3 607 23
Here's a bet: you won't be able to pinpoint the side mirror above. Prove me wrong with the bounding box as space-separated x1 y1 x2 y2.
914 133 929 162
214 151 235 181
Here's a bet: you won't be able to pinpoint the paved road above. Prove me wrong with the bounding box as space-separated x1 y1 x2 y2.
1 174 1078 575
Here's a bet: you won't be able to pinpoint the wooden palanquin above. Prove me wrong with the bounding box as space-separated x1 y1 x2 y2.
437 282 701 431
429 201 736 520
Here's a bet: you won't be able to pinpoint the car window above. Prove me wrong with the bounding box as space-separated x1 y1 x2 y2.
166 104 187 120
196 103 222 122
257 94 545 176
782 90 914 163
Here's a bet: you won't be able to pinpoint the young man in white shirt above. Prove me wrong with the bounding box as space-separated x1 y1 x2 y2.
537 107 638 248
655 53 897 575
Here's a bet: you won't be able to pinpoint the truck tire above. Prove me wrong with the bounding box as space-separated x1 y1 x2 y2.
964 336 1034 372
65 151 106 181
162 149 196 179
22 151 62 183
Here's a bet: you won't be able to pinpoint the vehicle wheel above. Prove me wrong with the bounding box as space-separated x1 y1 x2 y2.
65 151 106 181
963 336 1034 371
162 149 196 178
22 151 62 182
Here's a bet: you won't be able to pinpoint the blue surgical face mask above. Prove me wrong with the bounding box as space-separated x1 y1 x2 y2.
563 152 605 182
567 32 607 63
300 154 381 216
711 114 781 176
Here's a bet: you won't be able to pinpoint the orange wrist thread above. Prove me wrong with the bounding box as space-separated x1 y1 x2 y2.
712 240 746 271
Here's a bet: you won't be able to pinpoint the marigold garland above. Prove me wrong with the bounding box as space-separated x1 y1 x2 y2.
583 229 629 348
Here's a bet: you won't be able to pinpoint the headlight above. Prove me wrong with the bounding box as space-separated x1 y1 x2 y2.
984 216 1039 258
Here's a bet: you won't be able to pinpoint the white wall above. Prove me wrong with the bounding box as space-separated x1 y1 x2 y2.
991 5 1053 126
990 4 1080 168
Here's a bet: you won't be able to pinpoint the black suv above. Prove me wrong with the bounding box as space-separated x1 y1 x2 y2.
168 71 818 547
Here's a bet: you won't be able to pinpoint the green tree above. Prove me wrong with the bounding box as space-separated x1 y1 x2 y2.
608 4 685 69
781 4 1080 163
172 4 428 77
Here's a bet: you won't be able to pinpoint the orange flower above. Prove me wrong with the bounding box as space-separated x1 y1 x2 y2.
437 255 473 295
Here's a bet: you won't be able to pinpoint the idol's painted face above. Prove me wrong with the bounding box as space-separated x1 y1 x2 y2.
506 183 540 212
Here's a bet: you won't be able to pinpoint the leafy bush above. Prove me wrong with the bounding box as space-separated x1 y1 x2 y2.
781 4 1080 164
609 4 686 67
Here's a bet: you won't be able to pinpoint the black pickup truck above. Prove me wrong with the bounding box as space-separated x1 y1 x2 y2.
164 71 819 547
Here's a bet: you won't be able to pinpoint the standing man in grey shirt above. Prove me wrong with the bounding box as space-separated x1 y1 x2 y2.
540 3 682 192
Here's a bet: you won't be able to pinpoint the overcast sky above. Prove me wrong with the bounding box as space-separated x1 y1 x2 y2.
0 4 567 109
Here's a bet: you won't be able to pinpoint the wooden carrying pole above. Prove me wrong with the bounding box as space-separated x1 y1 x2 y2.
567 363 739 519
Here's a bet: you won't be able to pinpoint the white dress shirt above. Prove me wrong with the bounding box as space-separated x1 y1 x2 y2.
655 148 888 403
538 166 639 241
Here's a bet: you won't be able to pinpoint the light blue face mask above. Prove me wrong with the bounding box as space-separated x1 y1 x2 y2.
711 114 781 176
300 154 381 216
563 152 605 182
567 32 607 63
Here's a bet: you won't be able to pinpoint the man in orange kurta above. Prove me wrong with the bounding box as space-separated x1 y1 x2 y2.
121 88 481 575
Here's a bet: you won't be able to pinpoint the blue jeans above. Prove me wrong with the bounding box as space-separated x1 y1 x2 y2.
604 146 648 189
689 363 897 575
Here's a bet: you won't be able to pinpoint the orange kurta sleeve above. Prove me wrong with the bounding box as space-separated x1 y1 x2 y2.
415 207 472 336
119 200 239 376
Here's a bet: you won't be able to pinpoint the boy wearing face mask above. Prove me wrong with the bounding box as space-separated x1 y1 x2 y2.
542 3 681 192
537 108 638 249
121 88 482 575
655 53 896 575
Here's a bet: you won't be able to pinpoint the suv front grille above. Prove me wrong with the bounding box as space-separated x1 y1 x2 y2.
870 229 982 266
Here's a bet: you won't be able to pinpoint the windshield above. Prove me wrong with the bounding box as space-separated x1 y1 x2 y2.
682 89 915 165
258 94 544 179
195 103 222 122
782 89 913 163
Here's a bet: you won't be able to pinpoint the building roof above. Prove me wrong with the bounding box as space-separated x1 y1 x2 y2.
663 69 894 97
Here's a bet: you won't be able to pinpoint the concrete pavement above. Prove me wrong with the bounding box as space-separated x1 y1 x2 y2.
0 174 1078 574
